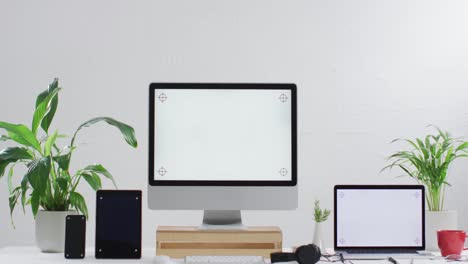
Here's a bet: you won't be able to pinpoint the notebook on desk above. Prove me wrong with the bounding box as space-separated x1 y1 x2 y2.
334 185 425 259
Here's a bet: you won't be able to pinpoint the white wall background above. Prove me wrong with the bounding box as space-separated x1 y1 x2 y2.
1 0 468 249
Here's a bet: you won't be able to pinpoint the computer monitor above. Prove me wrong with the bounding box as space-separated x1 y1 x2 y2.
148 83 298 228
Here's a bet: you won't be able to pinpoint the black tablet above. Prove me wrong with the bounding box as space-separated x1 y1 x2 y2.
95 190 142 259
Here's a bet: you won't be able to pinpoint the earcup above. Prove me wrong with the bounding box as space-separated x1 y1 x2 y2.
295 244 321 264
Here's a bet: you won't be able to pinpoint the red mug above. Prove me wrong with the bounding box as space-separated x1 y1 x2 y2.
437 230 468 257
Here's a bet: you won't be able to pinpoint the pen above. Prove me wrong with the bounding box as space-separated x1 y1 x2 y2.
388 257 399 264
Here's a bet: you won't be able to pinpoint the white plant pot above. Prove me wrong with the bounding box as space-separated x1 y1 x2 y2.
313 222 324 250
35 210 77 253
425 210 458 252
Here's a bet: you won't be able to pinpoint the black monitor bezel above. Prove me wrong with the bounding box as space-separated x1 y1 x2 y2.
334 185 426 251
148 82 297 186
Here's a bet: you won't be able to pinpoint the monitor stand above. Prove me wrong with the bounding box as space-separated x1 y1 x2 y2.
199 210 247 230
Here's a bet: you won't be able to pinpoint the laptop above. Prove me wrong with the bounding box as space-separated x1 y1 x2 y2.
334 185 426 259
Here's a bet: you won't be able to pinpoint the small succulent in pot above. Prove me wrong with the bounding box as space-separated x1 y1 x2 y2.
314 200 330 223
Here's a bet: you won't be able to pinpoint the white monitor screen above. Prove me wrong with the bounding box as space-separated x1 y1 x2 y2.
336 188 423 248
152 88 293 182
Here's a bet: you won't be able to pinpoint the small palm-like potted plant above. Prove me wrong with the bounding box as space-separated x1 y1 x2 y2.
313 200 330 250
382 126 468 251
0 78 138 252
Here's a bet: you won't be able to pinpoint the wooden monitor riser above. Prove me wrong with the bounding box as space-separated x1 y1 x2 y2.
156 226 283 258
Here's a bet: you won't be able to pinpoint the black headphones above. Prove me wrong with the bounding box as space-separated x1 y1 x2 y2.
271 244 321 264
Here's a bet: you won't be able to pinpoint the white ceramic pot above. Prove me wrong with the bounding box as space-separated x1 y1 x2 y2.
425 210 458 252
313 222 324 250
35 210 77 253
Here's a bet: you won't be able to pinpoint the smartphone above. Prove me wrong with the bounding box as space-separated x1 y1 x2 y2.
64 215 86 259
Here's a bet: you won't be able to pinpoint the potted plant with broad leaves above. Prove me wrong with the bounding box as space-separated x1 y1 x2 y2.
382 126 468 251
313 200 330 250
0 78 138 253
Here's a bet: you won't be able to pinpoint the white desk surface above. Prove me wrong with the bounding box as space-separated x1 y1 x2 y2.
0 247 174 264
0 246 465 264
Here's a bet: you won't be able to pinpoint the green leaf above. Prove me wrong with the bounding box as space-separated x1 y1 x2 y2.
416 138 429 159
20 187 28 213
21 174 29 194
9 187 21 223
26 157 51 195
0 122 41 152
84 164 117 188
91 172 102 189
33 78 59 130
70 192 88 218
39 79 60 133
62 170 72 181
0 160 10 178
31 190 40 217
31 86 61 135
456 142 468 152
41 95 58 133
35 87 49 109
20 174 29 212
0 147 33 161
72 117 138 148
40 134 66 143
53 153 71 171
7 163 16 193
0 147 33 177
44 130 58 156
56 177 69 192
81 172 102 191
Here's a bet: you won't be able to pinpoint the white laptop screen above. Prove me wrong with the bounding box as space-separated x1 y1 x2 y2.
335 186 424 249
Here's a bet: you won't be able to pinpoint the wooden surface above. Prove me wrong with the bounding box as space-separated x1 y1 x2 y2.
156 226 282 258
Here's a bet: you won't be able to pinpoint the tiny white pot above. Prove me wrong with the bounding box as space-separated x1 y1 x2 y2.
35 210 77 253
425 210 458 252
313 222 324 250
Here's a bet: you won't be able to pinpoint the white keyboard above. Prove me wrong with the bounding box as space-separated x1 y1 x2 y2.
185 255 265 264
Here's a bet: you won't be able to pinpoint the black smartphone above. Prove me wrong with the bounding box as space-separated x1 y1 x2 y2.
64 215 86 259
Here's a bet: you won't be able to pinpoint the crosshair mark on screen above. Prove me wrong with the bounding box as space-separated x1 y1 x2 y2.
278 94 288 103
279 168 288 176
157 167 168 176
158 93 168 102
